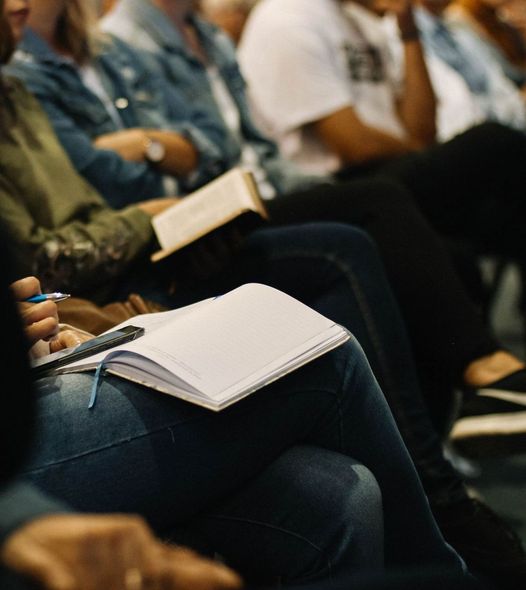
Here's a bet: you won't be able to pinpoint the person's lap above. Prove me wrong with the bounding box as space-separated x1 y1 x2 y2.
24 339 464 576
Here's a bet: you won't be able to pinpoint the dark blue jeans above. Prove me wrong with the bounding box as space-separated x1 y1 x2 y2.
116 222 466 508
25 339 465 585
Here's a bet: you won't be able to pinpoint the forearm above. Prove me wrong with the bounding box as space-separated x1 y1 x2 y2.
314 107 418 165
94 129 198 180
398 36 437 145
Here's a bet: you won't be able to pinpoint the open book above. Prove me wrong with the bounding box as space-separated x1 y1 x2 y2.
151 167 268 262
51 284 350 411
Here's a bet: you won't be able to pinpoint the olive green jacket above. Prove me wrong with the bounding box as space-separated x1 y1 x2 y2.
0 78 154 296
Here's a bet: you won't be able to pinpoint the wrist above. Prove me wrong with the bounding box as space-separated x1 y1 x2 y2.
400 26 420 41
144 136 166 164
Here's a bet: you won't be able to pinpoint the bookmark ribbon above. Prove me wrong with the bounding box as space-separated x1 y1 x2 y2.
88 351 122 409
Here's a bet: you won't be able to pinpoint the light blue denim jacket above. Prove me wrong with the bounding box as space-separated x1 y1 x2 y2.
7 28 228 208
102 0 325 195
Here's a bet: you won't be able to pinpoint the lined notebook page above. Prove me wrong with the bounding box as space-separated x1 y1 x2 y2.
64 284 343 400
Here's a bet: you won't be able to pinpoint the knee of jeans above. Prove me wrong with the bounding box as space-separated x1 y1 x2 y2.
467 121 526 152
315 222 378 255
277 446 384 579
321 461 384 578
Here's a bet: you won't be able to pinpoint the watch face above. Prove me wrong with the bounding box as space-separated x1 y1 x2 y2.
146 139 166 163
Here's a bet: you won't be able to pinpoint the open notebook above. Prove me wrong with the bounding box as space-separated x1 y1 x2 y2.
49 284 350 411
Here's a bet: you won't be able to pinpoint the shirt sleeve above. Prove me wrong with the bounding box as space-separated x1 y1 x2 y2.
36 98 170 208
239 16 354 135
0 481 71 547
0 175 154 293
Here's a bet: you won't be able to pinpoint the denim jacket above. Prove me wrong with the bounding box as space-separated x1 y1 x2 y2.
7 29 228 208
102 0 325 195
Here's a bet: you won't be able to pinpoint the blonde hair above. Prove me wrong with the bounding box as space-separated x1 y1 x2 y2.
55 0 102 64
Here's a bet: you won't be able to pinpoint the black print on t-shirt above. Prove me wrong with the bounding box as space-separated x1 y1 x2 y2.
344 43 385 82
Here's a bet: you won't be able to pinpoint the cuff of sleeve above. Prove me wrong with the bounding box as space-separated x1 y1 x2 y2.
178 124 226 190
119 207 155 246
0 482 71 546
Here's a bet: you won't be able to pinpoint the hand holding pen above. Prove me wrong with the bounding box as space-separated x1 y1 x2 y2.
10 277 70 346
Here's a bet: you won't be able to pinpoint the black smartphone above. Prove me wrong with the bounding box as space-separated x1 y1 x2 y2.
31 325 145 377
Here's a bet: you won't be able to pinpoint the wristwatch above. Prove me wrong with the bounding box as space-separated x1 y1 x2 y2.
144 137 166 163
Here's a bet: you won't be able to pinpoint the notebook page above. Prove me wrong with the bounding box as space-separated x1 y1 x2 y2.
101 283 342 399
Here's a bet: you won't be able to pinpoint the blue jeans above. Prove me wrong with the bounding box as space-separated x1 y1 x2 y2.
25 338 465 585
116 222 466 508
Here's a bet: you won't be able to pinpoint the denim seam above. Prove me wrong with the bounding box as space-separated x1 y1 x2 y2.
266 249 398 401
26 388 340 472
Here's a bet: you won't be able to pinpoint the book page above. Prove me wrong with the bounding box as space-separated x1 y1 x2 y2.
152 168 264 254
63 284 348 402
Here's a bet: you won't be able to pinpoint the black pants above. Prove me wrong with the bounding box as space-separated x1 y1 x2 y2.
268 123 526 421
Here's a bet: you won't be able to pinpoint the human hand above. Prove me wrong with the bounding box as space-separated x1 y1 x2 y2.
48 329 93 354
11 276 59 346
136 197 180 217
1 514 243 590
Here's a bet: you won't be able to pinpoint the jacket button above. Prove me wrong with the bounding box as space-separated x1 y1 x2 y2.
115 98 129 109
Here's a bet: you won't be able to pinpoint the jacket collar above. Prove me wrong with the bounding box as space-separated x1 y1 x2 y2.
17 27 72 66
116 0 217 55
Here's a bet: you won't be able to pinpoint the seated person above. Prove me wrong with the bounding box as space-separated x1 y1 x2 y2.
385 0 526 139
448 0 526 86
99 0 526 427
237 0 526 397
0 237 242 590
0 239 469 587
0 3 494 582
3 3 526 583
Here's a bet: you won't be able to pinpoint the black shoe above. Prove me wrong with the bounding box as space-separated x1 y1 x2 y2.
433 497 526 588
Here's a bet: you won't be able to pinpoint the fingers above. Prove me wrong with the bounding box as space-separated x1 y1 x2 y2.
20 300 59 342
2 532 75 590
11 276 60 344
2 514 244 590
49 330 93 352
9 276 41 301
145 545 243 590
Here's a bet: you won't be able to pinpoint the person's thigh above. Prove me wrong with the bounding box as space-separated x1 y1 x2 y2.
23 344 353 529
375 122 526 251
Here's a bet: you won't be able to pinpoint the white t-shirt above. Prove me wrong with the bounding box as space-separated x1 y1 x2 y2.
238 0 406 174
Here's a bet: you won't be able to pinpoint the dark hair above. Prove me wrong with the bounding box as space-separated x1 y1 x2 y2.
0 0 16 129
0 0 15 65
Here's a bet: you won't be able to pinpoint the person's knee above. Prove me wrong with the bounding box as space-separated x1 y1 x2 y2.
270 446 384 580
462 121 526 153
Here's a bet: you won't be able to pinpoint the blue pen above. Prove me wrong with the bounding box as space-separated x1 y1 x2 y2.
25 292 71 303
